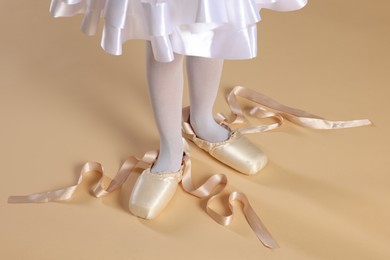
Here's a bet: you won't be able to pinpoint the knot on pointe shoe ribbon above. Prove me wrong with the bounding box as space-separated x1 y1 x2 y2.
215 86 373 134
8 140 278 249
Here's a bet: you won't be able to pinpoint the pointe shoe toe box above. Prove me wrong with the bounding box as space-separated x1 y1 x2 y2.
207 132 268 175
129 169 181 220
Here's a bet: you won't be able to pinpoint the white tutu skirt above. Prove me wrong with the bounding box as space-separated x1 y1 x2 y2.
50 0 307 62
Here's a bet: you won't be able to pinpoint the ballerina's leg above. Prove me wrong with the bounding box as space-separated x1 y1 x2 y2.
186 56 229 142
145 41 184 173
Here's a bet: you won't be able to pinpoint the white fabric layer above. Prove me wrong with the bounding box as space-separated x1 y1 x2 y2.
50 0 308 62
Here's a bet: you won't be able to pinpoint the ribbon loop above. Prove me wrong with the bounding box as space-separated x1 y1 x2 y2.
8 141 279 249
7 152 158 204
8 86 372 249
181 155 279 248
229 191 279 248
222 86 373 133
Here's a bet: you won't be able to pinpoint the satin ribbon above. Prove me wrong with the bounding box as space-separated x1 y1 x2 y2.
7 152 156 203
216 86 373 134
180 145 279 248
8 140 278 248
8 86 372 248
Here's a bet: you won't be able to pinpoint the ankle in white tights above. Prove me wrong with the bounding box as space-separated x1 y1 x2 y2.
145 42 229 173
186 56 229 143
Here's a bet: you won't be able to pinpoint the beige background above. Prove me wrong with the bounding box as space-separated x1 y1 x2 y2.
1 1 389 259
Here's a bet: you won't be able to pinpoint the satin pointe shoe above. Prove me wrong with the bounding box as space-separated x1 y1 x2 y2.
129 164 184 220
182 108 267 175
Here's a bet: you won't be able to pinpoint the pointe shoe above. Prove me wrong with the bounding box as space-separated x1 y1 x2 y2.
182 108 267 175
129 165 183 220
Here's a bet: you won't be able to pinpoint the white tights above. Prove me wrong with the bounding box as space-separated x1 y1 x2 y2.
145 42 229 173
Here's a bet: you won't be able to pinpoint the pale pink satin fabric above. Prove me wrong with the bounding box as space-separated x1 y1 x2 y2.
216 86 372 134
8 141 279 248
8 86 372 248
180 147 279 248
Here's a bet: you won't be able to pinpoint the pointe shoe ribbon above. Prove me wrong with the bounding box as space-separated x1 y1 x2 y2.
7 151 159 203
215 86 372 134
8 141 278 248
182 107 268 175
181 143 279 248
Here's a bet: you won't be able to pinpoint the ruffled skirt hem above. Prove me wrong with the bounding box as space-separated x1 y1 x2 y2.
50 0 307 62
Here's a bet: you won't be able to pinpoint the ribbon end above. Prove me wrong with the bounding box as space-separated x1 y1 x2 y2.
7 196 17 203
263 239 280 249
364 119 374 126
8 196 32 204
